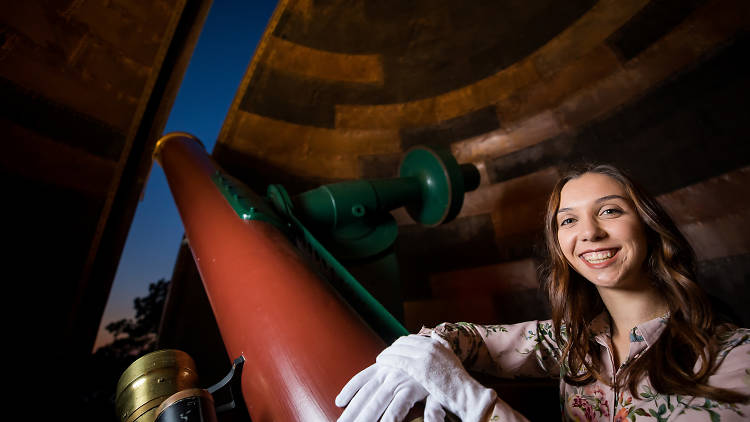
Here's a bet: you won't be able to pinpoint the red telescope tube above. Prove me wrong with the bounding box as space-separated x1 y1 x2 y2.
154 132 389 421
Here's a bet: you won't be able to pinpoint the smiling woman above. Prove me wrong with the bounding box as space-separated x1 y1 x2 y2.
542 165 749 414
336 164 750 422
555 172 659 368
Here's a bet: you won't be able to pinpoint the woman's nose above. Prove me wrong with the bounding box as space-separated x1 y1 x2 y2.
580 218 606 242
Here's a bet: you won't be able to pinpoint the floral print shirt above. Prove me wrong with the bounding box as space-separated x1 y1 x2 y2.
420 314 750 421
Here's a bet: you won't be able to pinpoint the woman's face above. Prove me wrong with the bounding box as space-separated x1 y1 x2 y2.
555 172 649 291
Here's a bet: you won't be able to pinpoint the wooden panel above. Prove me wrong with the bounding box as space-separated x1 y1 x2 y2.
404 288 549 333
104 0 181 23
430 258 539 299
0 118 117 196
358 152 402 179
459 0 747 165
680 211 750 261
489 167 560 239
696 253 750 326
400 106 500 150
607 0 708 61
275 0 595 100
227 111 400 179
557 0 748 130
229 110 400 155
486 32 750 194
657 166 750 226
0 2 173 132
65 0 172 65
458 166 557 221
4 169 105 341
0 77 126 160
397 214 501 273
497 44 621 127
332 0 646 130
494 231 544 263
529 0 649 77
1 2 84 54
0 35 139 132
264 36 384 84
453 110 564 164
212 143 344 197
334 58 539 130
403 297 497 333
75 35 150 99
390 206 414 226
239 65 341 128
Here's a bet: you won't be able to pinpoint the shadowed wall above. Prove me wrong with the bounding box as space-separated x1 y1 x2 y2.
1 0 211 367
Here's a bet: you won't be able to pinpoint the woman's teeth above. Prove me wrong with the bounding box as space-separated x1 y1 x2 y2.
581 249 616 263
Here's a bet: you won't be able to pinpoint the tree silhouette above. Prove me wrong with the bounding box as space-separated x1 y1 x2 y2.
79 278 171 421
101 278 170 358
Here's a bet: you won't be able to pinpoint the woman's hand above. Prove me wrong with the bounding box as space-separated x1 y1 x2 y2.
336 362 446 422
376 334 497 422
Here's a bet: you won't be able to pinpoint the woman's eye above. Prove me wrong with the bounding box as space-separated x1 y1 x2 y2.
560 218 575 226
601 208 622 216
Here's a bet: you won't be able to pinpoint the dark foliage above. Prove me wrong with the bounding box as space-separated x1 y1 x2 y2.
79 279 170 421
103 279 170 357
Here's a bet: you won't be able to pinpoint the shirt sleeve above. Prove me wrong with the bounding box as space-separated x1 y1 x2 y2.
710 328 750 394
420 320 563 422
705 329 750 420
677 328 750 421
420 320 563 379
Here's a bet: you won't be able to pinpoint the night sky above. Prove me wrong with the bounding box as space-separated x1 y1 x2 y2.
94 0 279 349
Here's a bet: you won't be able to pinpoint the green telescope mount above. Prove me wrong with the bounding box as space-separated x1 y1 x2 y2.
268 145 480 260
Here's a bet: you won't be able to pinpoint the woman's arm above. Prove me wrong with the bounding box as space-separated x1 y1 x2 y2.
335 320 563 421
423 319 563 379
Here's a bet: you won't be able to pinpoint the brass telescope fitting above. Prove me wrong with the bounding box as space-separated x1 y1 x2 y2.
115 350 199 422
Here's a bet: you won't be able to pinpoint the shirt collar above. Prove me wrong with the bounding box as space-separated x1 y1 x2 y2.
632 312 670 348
589 311 670 353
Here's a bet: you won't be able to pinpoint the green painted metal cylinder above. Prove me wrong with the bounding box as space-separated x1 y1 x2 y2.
399 145 472 226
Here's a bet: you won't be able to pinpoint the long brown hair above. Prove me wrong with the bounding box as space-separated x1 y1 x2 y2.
542 163 746 402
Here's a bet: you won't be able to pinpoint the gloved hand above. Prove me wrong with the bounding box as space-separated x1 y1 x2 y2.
376 334 497 422
336 362 446 422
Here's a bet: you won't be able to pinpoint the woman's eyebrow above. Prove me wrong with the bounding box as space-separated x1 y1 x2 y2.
595 194 627 204
557 195 627 214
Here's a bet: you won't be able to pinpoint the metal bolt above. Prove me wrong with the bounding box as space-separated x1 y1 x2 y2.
352 204 365 217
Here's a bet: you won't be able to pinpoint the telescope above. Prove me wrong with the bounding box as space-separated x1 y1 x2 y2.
115 132 479 421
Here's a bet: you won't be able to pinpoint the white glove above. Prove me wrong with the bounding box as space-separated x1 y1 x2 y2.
376 335 497 422
336 363 447 422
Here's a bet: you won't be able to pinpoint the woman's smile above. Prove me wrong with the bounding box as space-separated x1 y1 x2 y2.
579 247 620 268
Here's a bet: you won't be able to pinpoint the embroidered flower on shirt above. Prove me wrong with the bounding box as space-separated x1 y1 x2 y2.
613 406 630 422
517 321 563 375
614 391 647 422
566 386 610 421
717 328 750 358
629 327 645 343
635 386 745 422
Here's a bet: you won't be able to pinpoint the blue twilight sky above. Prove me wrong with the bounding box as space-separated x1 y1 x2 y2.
94 0 278 350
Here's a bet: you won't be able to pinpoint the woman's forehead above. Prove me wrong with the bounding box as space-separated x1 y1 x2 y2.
559 173 627 208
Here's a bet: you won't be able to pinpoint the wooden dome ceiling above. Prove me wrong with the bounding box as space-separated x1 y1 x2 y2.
217 0 747 185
